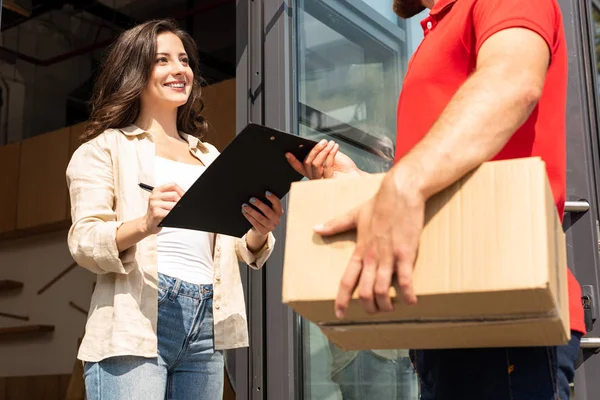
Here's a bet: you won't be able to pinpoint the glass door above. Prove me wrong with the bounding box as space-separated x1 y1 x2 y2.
295 1 424 398
297 0 408 173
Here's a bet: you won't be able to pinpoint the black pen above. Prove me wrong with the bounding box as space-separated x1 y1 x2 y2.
139 183 154 193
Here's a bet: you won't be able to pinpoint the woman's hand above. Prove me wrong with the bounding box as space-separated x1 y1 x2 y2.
141 183 185 235
243 191 283 252
285 139 362 180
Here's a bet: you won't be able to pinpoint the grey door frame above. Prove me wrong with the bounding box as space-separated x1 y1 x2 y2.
235 0 299 399
562 0 600 399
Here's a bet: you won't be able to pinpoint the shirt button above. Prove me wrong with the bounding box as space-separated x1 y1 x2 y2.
426 21 433 29
215 276 221 281
215 304 220 310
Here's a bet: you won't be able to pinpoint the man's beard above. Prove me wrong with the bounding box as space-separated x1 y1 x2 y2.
393 0 426 18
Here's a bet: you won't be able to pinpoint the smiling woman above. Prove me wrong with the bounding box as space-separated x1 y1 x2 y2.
65 19 281 400
80 20 207 144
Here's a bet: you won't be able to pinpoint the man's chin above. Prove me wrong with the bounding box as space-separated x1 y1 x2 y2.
393 0 426 18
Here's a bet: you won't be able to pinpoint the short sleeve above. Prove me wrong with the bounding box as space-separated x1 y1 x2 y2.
470 0 559 56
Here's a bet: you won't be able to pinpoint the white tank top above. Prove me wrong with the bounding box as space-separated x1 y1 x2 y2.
154 156 215 285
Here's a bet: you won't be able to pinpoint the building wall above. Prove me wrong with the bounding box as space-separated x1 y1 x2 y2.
0 230 95 377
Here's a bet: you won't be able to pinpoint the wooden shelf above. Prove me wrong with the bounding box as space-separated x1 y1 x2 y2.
0 325 54 340
0 280 23 292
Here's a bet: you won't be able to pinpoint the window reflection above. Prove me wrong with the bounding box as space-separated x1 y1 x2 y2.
296 0 422 398
297 0 406 173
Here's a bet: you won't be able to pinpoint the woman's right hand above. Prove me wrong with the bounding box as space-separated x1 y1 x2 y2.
285 139 361 180
141 183 185 234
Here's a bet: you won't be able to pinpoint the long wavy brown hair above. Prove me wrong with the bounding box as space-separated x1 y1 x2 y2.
81 19 208 143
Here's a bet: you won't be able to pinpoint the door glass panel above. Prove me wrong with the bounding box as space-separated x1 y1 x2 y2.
295 0 424 398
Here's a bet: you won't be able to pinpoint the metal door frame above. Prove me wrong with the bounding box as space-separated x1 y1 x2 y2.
235 0 299 399
550 0 600 399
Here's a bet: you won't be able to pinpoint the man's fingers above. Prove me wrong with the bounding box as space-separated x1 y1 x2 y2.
323 143 339 179
335 250 363 319
396 254 417 305
374 239 395 312
357 246 377 314
303 139 328 178
285 153 306 176
314 208 359 237
311 141 335 178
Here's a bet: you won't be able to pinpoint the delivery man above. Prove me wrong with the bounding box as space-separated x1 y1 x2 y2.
286 0 585 398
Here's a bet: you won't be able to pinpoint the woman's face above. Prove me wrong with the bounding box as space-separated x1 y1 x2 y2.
141 31 194 109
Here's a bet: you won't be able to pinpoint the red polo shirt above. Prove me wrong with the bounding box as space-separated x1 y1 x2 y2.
395 0 585 334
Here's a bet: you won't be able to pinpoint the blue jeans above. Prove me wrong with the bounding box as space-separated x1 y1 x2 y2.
331 350 418 399
84 274 224 400
411 331 582 400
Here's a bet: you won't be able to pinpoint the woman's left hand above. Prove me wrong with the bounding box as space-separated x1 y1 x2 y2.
242 191 283 236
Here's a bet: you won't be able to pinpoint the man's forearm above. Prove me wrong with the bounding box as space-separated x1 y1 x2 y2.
392 66 544 199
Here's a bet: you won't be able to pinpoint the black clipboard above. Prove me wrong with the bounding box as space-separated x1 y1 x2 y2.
158 123 318 237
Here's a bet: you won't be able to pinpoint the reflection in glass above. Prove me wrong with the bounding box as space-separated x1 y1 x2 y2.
303 322 418 400
296 0 423 398
297 0 407 173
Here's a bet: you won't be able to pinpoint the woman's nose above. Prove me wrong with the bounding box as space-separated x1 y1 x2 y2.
171 61 185 75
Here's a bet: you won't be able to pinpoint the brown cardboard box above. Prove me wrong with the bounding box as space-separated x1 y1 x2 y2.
282 157 569 350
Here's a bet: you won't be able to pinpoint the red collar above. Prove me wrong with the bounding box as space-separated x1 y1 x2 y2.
430 0 458 16
420 0 458 35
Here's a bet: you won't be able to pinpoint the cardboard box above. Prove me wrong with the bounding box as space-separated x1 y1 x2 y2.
282 157 569 350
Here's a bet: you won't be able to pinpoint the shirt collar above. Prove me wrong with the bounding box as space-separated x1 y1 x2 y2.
420 0 458 35
119 124 208 152
430 0 458 16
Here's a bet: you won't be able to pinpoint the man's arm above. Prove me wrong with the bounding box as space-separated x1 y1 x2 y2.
317 27 555 317
393 27 551 199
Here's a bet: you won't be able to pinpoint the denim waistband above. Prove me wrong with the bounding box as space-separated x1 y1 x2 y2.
158 273 213 300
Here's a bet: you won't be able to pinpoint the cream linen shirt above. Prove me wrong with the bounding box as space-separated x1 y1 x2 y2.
66 125 275 362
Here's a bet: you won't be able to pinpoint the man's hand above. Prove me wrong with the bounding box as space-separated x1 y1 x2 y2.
286 139 362 179
314 169 425 319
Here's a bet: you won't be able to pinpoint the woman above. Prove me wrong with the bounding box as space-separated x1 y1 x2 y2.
67 19 280 399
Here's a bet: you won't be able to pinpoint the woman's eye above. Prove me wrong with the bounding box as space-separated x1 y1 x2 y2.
181 58 189 65
156 57 168 63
